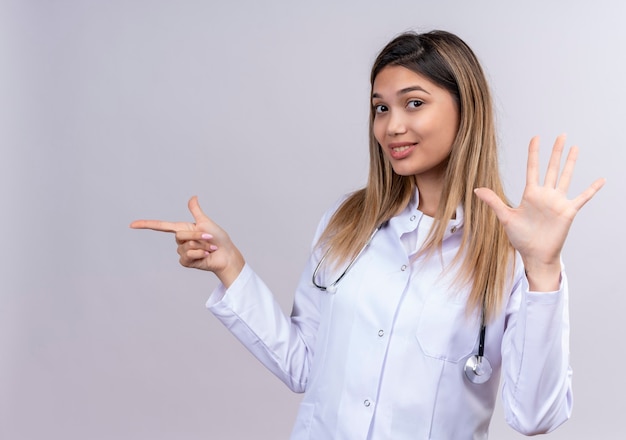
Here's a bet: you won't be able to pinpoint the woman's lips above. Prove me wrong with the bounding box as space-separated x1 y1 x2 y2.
388 142 417 160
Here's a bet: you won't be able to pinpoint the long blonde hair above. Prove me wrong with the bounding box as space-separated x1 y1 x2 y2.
317 30 513 322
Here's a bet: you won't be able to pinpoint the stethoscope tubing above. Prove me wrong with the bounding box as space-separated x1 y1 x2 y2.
311 225 381 292
311 223 492 383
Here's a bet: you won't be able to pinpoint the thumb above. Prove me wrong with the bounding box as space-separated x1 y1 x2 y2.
474 188 509 221
188 195 211 224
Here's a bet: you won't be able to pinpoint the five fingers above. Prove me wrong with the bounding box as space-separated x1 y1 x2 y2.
484 134 604 214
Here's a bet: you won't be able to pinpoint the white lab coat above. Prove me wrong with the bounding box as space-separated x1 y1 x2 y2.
207 192 573 439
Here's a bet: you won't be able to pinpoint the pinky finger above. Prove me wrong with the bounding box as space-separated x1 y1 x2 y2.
572 177 606 210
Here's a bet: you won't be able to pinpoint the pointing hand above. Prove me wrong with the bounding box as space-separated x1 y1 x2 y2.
130 196 244 287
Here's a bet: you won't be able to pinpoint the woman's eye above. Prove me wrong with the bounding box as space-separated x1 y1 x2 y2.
407 100 423 109
373 104 388 114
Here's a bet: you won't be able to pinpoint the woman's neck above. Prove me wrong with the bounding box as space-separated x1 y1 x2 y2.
415 175 444 217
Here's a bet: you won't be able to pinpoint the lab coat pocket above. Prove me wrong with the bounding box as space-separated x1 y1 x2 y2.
415 300 478 363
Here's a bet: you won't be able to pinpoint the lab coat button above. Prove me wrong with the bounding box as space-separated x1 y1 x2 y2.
401 265 407 271
410 215 416 221
364 399 371 407
450 226 458 233
378 329 384 337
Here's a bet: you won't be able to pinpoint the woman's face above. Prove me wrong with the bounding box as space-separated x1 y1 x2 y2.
372 65 460 185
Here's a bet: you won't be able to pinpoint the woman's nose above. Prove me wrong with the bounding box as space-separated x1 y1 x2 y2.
387 111 408 136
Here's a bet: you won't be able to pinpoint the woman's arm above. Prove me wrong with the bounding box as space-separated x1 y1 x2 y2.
500 262 573 434
131 197 333 392
476 134 604 433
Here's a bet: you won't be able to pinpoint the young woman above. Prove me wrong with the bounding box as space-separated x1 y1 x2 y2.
131 30 605 439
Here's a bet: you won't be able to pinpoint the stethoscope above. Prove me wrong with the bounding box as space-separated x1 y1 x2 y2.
311 225 381 294
311 224 493 384
463 316 492 384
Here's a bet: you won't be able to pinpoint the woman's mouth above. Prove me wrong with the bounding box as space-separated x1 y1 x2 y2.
388 142 417 159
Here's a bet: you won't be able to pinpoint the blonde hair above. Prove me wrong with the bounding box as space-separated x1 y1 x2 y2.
317 30 513 322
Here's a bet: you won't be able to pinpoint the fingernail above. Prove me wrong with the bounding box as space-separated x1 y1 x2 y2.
209 245 218 251
201 233 213 239
204 251 210 256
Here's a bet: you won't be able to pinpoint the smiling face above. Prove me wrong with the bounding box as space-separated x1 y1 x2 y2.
372 65 460 192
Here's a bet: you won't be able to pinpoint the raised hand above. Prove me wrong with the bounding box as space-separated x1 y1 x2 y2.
130 196 245 287
474 134 605 291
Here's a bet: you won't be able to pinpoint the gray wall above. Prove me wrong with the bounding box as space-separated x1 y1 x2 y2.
2 0 623 438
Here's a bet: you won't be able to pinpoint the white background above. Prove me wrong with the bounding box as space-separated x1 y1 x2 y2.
1 0 624 438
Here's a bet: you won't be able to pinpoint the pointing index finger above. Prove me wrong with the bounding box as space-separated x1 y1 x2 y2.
129 219 188 233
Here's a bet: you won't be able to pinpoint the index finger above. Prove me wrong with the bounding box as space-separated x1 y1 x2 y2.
526 136 541 186
129 219 188 233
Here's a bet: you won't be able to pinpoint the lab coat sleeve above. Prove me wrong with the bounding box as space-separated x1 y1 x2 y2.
500 266 573 435
205 207 335 393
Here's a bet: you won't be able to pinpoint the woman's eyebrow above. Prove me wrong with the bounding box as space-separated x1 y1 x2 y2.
398 85 430 95
372 85 430 99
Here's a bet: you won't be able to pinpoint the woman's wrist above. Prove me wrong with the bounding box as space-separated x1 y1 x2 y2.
215 250 245 289
523 259 562 292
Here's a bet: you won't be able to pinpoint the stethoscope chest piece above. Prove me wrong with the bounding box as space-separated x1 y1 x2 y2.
464 355 492 384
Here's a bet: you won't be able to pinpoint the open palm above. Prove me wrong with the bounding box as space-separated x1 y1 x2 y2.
475 135 605 289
